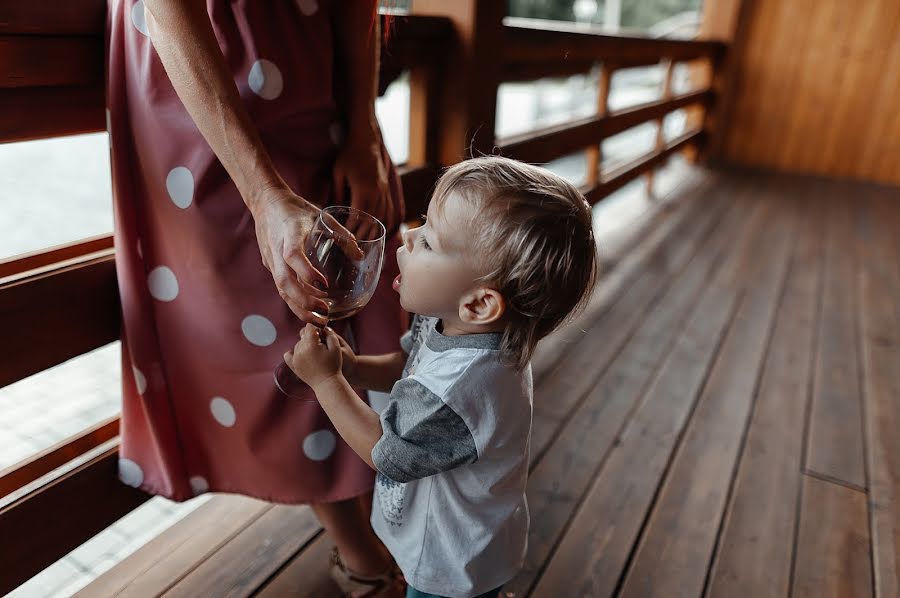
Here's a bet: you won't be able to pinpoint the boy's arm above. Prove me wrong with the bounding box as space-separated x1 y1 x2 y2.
352 352 407 392
313 376 382 470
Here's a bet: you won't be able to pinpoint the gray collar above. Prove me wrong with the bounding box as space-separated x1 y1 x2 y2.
424 319 503 352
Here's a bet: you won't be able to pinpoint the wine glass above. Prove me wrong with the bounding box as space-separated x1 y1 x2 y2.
274 206 386 400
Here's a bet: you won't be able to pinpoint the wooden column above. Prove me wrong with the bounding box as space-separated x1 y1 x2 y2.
409 0 504 165
687 0 753 161
585 63 612 187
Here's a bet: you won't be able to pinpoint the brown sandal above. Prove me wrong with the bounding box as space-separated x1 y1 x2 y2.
330 547 406 598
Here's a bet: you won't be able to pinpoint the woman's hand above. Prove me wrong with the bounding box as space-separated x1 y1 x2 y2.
284 324 344 392
250 186 331 326
332 126 393 238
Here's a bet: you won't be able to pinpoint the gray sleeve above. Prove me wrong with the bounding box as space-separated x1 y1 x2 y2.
372 377 478 483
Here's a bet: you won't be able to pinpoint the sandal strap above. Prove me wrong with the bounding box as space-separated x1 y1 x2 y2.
330 547 402 597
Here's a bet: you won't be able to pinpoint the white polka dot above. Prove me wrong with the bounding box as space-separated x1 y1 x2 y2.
133 366 147 395
329 122 344 147
241 315 277 346
303 430 337 461
131 1 149 36
296 0 319 16
148 266 179 301
210 396 236 427
166 166 194 209
119 458 144 487
248 60 284 100
189 476 209 496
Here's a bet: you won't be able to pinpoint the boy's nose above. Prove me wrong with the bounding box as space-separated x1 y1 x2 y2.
402 228 415 251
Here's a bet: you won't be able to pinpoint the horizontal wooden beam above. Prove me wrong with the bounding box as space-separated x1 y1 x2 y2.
504 21 726 68
0 0 105 35
585 129 704 204
0 250 119 389
497 90 711 165
0 443 149 596
502 55 666 82
0 35 103 88
0 84 105 142
0 234 113 281
0 417 119 499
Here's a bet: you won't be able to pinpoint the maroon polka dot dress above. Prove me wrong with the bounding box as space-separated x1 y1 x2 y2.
106 0 406 503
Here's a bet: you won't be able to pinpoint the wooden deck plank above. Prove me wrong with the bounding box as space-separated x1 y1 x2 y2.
614 179 798 598
705 187 824 597
77 496 270 597
504 176 753 597
791 476 873 597
806 188 867 488
162 505 320 598
252 533 340 598
859 187 900 598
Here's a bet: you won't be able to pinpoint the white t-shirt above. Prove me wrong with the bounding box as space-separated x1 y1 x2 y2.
371 316 533 598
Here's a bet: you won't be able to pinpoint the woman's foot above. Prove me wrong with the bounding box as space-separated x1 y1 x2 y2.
330 547 406 598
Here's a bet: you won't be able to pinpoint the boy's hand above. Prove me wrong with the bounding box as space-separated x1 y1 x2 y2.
333 332 359 385
284 324 343 391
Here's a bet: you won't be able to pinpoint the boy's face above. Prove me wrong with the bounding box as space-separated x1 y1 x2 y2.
393 192 485 324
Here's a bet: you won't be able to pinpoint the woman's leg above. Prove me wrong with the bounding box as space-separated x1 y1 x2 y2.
312 496 390 576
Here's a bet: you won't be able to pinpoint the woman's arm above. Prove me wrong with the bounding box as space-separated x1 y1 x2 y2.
142 0 330 323
143 0 282 212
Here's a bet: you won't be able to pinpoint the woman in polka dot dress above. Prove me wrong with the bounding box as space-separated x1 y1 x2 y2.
107 0 406 593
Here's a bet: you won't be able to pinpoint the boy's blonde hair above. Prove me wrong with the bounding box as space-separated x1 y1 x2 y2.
431 156 599 370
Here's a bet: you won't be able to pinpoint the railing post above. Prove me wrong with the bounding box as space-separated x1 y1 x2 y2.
647 58 674 196
409 0 504 165
687 0 750 161
585 62 612 187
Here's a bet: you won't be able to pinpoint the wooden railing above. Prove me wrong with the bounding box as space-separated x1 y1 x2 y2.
0 1 725 593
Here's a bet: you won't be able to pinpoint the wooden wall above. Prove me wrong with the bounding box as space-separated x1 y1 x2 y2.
719 0 900 185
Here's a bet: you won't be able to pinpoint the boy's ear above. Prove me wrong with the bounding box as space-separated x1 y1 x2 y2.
459 287 506 326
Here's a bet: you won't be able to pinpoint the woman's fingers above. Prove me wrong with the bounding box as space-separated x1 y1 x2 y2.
283 241 329 290
320 210 364 261
271 258 329 325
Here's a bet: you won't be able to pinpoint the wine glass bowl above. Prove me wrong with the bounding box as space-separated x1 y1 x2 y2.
274 206 386 399
307 207 385 321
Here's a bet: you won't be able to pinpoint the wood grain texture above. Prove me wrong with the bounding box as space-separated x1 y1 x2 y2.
791 475 873 598
616 181 796 598
706 184 823 597
720 0 900 185
858 187 900 598
806 187 866 488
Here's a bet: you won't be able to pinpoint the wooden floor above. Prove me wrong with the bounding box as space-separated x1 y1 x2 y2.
79 166 900 598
